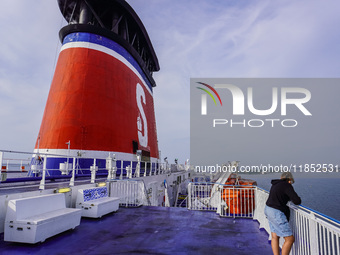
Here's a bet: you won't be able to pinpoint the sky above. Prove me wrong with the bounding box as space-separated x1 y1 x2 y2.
0 0 340 166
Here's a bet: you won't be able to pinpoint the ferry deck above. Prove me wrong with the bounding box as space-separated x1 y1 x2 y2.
1 169 340 255
0 205 273 255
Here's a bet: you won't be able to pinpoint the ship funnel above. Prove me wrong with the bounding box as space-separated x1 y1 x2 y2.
32 0 160 175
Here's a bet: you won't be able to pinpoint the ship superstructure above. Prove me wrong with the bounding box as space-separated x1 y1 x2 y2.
0 1 339 254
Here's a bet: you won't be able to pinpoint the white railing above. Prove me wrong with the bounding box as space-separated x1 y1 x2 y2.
251 187 340 255
220 186 255 218
187 182 217 211
114 160 168 179
289 204 340 255
188 182 256 218
109 180 149 207
253 187 270 232
0 149 170 190
188 183 340 254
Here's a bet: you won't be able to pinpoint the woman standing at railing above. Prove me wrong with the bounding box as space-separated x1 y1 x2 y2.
264 172 301 255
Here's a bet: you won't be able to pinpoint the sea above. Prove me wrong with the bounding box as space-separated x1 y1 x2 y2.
241 172 340 222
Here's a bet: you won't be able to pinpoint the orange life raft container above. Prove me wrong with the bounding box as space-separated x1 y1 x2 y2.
221 173 257 215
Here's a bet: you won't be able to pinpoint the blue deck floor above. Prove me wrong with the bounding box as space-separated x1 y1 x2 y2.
0 206 272 255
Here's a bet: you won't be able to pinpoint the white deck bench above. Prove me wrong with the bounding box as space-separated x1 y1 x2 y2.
4 193 82 244
76 186 119 218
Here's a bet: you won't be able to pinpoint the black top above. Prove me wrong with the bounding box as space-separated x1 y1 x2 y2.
266 179 301 221
57 0 160 87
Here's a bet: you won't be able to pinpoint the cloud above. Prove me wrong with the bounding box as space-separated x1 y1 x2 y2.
128 0 340 163
0 0 63 151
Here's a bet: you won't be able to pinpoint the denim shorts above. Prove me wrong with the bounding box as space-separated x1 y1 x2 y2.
264 205 293 237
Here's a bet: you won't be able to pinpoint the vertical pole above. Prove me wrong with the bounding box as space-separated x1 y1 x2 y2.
72 157 76 173
126 166 130 179
136 156 140 178
233 186 236 218
254 187 258 220
107 153 112 180
112 155 117 180
70 157 76 186
130 160 133 178
120 160 123 180
66 140 70 174
39 155 47 190
143 161 147 177
309 212 319 254
0 152 3 182
0 152 3 170
91 158 96 184
188 183 192 209
164 179 170 207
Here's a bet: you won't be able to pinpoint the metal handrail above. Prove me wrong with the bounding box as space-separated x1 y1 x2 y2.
187 182 340 255
0 150 169 189
178 196 188 208
141 179 151 206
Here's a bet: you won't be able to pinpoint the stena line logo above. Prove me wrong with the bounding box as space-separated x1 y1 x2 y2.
196 82 312 128
136 83 148 147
